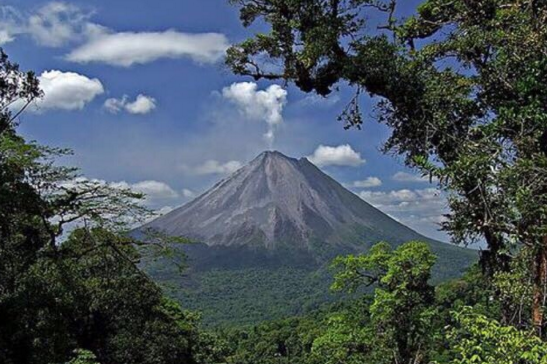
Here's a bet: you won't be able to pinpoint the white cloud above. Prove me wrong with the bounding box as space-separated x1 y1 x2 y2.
0 29 14 45
358 188 442 207
105 94 157 115
392 171 436 183
221 82 287 146
358 188 448 239
346 177 382 188
66 30 229 67
0 3 229 66
27 2 98 47
189 160 243 175
57 177 181 210
126 95 156 114
0 5 24 45
125 180 179 201
182 189 197 198
13 70 104 113
307 144 365 167
0 2 102 47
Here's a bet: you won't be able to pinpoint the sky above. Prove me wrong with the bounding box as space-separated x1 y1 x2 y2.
0 0 454 242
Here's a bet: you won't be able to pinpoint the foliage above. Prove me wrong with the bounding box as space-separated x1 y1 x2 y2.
226 0 547 332
157 265 346 327
493 249 536 329
65 350 99 364
218 246 507 364
214 257 546 364
1 227 200 364
330 241 437 364
146 237 475 329
308 301 372 364
445 307 547 364
0 50 200 364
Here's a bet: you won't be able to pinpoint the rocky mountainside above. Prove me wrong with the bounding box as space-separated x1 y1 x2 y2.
145 151 441 255
142 151 477 326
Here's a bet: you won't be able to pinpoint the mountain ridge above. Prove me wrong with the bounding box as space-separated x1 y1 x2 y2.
144 150 447 256
142 150 477 326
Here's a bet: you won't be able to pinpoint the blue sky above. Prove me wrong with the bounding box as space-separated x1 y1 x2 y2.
1 0 452 241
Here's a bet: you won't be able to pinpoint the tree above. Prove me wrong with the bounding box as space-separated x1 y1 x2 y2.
227 0 547 334
328 241 437 364
65 350 100 364
445 307 547 364
0 49 198 363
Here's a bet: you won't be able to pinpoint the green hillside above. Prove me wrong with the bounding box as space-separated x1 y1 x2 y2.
144 240 477 327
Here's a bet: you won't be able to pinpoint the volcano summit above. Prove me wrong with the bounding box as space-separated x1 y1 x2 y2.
143 151 476 325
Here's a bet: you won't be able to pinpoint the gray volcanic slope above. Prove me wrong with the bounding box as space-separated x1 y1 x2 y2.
144 151 463 257
143 151 476 326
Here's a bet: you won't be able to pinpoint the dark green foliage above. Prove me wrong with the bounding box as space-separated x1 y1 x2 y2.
1 228 200 364
145 238 475 328
176 268 346 327
226 0 547 332
446 307 547 364
0 50 203 364
213 242 439 363
215 243 542 364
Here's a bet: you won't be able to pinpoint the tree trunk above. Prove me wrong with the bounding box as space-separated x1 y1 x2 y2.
532 236 547 335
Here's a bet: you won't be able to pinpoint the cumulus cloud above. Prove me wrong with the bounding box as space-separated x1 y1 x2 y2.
221 82 287 146
359 189 440 207
307 144 365 167
187 160 243 176
0 2 102 47
346 177 382 188
123 180 179 201
182 189 197 198
13 70 104 113
392 171 436 183
69 178 181 208
105 94 157 115
0 2 229 66
66 30 229 67
358 188 448 239
27 2 101 47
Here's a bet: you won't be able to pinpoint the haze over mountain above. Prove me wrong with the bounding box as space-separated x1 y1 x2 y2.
143 151 477 326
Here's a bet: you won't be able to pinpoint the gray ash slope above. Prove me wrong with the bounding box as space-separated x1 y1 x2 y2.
143 151 475 326
144 151 475 271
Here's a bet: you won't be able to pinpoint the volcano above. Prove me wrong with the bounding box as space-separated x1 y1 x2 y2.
142 151 476 326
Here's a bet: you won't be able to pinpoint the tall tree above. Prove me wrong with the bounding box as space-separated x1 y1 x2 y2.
227 0 547 333
328 242 436 364
0 49 199 363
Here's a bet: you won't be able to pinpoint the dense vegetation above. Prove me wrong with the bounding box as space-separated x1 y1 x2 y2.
3 0 547 362
214 249 547 364
146 239 474 327
226 0 547 337
0 51 212 364
178 267 340 327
